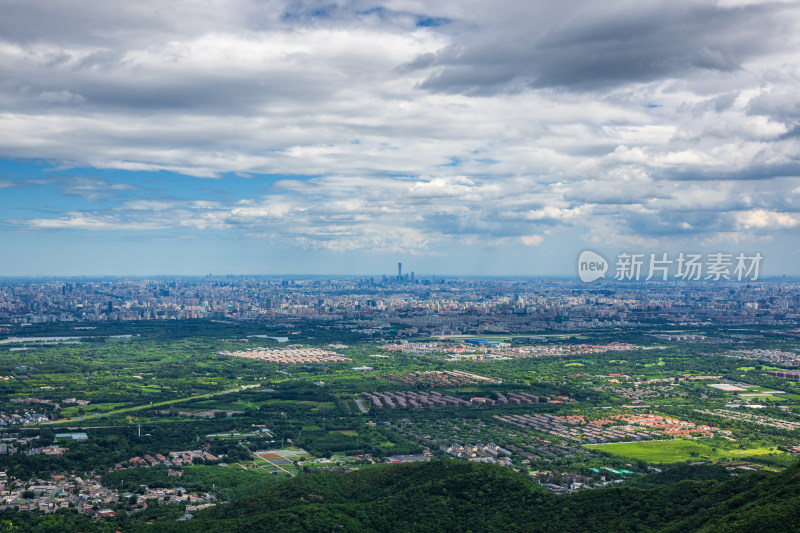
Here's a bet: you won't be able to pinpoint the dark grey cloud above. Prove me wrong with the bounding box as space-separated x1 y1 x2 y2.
0 1 175 47
654 159 800 181
414 1 794 94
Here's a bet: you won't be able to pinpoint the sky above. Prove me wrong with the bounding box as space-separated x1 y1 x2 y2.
1 0 799 277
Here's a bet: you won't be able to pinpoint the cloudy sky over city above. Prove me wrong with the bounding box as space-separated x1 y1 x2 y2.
1 0 799 276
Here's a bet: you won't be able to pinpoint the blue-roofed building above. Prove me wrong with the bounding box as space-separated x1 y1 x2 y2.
465 339 500 346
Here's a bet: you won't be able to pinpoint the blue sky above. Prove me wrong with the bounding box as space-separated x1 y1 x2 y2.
1 0 799 276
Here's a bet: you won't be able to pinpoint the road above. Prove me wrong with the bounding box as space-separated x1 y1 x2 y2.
40 387 243 426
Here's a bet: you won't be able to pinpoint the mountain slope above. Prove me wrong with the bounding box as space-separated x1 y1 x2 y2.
145 460 800 533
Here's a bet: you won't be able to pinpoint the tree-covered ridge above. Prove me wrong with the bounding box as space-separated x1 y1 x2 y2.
135 460 800 533
3 454 800 531
149 460 548 532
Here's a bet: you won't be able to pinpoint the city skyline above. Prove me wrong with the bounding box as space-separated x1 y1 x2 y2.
1 1 800 276
1 275 796 327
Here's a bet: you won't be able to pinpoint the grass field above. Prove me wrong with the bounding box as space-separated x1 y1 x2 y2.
590 439 789 464
45 387 243 425
432 333 586 341
60 402 129 417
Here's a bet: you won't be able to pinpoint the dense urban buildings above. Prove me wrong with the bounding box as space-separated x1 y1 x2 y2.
0 277 797 334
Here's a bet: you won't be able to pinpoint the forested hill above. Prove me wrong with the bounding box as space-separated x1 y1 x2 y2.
146 460 800 533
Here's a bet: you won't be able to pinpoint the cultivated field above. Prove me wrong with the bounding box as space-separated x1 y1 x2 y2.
590 440 787 463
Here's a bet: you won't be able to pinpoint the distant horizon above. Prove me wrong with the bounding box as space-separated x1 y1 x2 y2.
1 273 798 282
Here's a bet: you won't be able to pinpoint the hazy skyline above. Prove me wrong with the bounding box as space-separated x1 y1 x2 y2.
1 0 799 276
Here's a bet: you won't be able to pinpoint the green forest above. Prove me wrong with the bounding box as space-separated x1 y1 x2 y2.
4 460 800 532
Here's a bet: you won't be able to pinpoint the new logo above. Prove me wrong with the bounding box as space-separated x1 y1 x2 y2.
578 250 608 283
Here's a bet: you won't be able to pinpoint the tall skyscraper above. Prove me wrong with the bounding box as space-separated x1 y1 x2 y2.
398 262 402 279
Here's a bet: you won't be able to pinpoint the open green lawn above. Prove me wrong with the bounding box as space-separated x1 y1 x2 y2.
590 439 789 464
773 393 800 401
436 333 587 340
60 402 129 416
44 387 242 425
433 334 512 341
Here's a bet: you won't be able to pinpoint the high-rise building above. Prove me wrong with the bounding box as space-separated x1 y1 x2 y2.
398 263 402 279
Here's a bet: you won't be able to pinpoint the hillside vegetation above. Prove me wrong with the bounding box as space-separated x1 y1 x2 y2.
139 460 800 533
